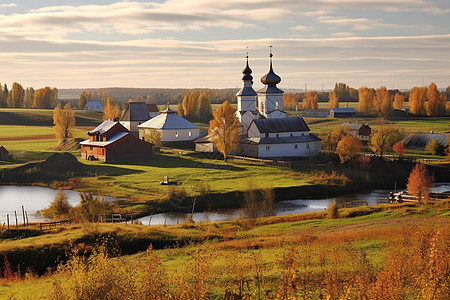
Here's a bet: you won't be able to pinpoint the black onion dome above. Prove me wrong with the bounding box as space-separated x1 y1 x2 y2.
260 53 281 86
242 55 253 81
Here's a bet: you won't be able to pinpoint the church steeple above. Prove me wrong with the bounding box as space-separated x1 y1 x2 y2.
236 52 257 113
261 46 281 86
242 54 253 82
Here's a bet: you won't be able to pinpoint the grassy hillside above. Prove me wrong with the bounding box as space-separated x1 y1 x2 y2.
0 201 448 299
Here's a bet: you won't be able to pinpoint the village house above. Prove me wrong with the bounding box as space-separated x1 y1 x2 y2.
340 121 371 143
195 51 321 158
146 104 159 118
0 146 11 161
85 100 103 112
119 102 151 134
138 106 200 142
80 121 152 162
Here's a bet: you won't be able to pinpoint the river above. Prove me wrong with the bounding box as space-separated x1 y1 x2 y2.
0 184 448 225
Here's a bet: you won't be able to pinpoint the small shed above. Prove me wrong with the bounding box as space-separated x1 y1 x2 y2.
341 121 371 143
0 146 11 161
330 108 357 118
85 100 103 112
400 132 448 150
138 107 200 142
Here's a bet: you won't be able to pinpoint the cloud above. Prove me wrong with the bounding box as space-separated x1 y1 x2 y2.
290 25 318 32
316 16 413 31
0 3 16 8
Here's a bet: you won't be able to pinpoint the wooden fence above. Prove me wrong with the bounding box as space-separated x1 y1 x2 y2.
38 220 71 231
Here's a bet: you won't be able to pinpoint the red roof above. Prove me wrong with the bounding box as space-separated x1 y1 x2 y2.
146 104 159 113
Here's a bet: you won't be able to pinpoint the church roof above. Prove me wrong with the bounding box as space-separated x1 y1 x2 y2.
138 111 200 130
257 85 284 94
120 102 151 121
236 86 257 96
242 55 253 81
252 117 310 133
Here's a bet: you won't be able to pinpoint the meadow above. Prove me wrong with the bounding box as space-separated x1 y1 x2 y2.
0 200 448 299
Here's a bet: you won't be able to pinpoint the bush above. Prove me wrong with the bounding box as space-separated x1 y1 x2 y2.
425 139 446 156
327 200 339 219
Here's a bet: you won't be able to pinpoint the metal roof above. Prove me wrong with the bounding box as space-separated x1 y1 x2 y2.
236 86 257 96
330 108 357 113
252 117 310 133
138 112 200 130
257 85 284 94
340 122 370 131
88 120 117 135
241 134 321 145
80 131 129 147
146 104 159 113
400 132 448 149
120 102 151 121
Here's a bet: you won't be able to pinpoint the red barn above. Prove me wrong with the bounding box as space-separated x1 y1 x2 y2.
0 146 10 161
80 121 152 162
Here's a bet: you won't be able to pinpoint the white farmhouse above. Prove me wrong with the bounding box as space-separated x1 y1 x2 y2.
138 107 200 142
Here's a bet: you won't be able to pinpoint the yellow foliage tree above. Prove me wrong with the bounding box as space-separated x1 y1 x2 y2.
358 87 375 114
336 135 362 163
328 92 339 109
426 83 440 117
103 97 120 121
393 93 404 110
208 101 240 162
303 91 318 110
53 102 75 140
374 86 392 117
409 87 427 115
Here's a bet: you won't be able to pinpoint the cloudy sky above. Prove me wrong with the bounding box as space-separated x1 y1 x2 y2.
1 0 449 90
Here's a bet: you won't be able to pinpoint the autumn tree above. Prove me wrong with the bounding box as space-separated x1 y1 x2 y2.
53 102 75 140
392 142 406 158
24 87 34 108
409 86 427 115
328 92 339 109
182 90 199 117
177 102 185 116
374 86 392 117
425 139 446 156
0 84 6 107
358 86 375 114
426 83 440 117
103 97 120 121
393 93 405 110
9 82 24 108
283 93 301 110
333 83 350 101
208 101 240 162
369 121 402 158
406 163 433 202
320 126 348 155
78 91 91 109
302 91 318 110
42 191 72 220
336 135 363 163
195 90 212 119
34 87 57 108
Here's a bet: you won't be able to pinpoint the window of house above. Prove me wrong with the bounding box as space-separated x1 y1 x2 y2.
175 131 179 138
294 144 298 149
266 146 271 151
276 133 279 138
290 133 293 137
189 131 191 137
306 143 310 149
265 133 269 138
302 133 304 136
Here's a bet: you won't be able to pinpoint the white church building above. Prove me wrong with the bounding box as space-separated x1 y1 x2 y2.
196 51 321 158
236 51 321 158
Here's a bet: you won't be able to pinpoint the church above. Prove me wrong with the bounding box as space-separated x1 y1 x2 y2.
197 50 321 158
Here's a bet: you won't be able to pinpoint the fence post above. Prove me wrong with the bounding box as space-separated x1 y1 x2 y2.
7 214 9 230
22 205 26 227
14 211 18 229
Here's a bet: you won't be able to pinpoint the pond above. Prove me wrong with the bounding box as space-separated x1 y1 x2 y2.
0 183 448 226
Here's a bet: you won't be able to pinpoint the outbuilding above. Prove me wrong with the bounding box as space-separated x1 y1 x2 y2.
138 107 200 142
85 100 103 112
80 121 152 162
330 108 357 118
119 102 151 133
340 121 371 143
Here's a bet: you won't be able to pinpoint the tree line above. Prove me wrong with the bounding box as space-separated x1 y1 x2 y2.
283 83 449 116
0 82 58 109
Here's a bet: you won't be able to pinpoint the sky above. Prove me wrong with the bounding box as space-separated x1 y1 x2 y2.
1 0 449 90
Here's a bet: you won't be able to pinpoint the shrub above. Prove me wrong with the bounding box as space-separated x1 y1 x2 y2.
327 200 339 219
425 139 446 156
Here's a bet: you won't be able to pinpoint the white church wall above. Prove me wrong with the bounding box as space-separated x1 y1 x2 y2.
161 128 200 142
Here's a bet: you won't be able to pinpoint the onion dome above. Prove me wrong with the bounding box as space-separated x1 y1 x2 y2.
242 55 253 81
260 52 281 86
